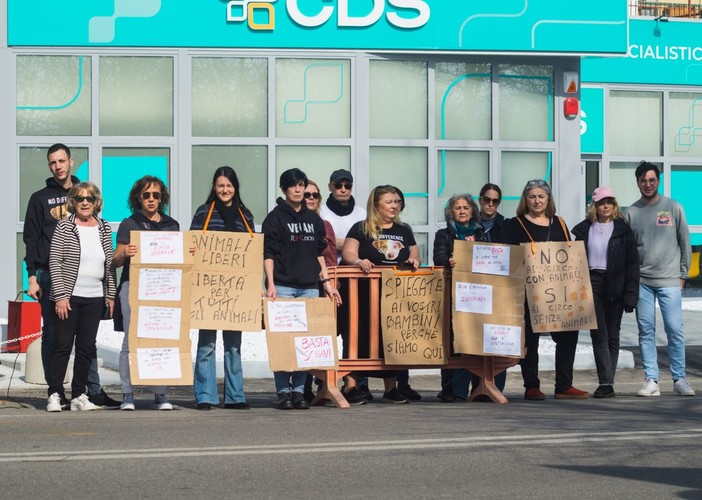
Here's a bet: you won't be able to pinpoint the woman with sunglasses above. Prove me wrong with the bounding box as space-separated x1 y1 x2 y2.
46 182 116 412
478 183 507 244
112 176 179 411
305 180 337 269
190 166 255 411
572 187 639 398
504 179 589 401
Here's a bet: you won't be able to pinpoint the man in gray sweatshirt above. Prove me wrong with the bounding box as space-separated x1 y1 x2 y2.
625 161 693 397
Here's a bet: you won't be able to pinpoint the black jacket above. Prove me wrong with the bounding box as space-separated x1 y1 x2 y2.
433 223 486 267
481 212 507 243
23 175 80 277
571 218 640 308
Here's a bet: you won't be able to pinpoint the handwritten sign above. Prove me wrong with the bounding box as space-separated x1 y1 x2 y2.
136 348 182 379
472 244 510 276
139 231 184 264
188 231 264 331
294 336 335 368
267 301 308 332
483 324 522 357
138 268 182 301
455 282 493 315
523 240 597 332
137 306 182 340
380 270 445 365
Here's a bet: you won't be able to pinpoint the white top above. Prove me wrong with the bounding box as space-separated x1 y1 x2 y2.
587 222 614 271
319 203 367 262
73 225 105 298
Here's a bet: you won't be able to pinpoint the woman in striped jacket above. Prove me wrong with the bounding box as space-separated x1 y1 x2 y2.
46 182 116 412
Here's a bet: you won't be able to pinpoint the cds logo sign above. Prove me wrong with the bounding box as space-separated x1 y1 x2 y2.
226 0 430 31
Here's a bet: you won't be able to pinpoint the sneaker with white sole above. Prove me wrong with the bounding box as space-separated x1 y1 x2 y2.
153 394 173 410
673 378 695 396
71 393 99 411
637 378 661 397
121 393 136 411
47 392 62 412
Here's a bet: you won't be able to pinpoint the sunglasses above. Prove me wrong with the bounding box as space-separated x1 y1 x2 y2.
141 191 161 200
304 192 321 200
481 196 500 205
74 196 96 204
334 182 352 190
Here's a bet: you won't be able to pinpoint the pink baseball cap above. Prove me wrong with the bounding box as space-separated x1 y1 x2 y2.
592 186 616 203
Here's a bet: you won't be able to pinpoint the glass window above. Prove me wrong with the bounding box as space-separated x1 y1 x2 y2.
192 57 268 137
500 151 552 217
671 164 702 226
414 233 428 268
369 147 427 225
499 64 553 142
435 62 491 141
669 93 702 157
276 59 351 138
436 150 489 223
192 146 268 225
275 146 351 199
16 55 92 136
609 161 663 208
609 91 662 156
100 56 173 136
101 148 170 223
19 146 89 222
370 60 427 139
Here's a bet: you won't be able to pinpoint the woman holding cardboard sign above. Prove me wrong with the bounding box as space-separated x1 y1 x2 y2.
113 176 180 411
572 187 639 398
504 179 589 401
190 166 255 411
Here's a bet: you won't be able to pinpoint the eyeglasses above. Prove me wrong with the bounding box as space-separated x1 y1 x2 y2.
141 191 161 200
74 196 96 204
304 192 321 200
481 196 500 206
526 179 548 188
334 183 352 190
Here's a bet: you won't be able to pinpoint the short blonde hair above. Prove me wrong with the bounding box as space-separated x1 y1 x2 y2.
67 182 103 214
586 198 623 222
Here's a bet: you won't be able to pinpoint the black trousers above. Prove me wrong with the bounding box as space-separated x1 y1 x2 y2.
589 271 624 385
47 296 104 399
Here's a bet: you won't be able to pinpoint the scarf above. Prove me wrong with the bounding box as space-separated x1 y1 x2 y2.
214 198 241 232
450 220 477 241
325 194 356 217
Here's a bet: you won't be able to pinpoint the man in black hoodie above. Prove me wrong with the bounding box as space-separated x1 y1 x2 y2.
23 144 120 409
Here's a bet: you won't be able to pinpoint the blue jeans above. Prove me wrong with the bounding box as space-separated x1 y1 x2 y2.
273 285 319 394
38 269 101 395
636 283 686 381
194 329 245 405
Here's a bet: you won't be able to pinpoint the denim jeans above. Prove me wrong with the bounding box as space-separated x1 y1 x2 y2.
636 283 686 381
194 329 245 405
118 282 167 395
38 269 101 395
273 285 319 394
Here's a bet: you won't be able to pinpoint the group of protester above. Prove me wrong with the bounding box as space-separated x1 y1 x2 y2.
24 143 694 413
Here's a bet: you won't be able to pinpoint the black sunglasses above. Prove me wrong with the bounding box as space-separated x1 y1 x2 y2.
334 182 352 190
141 191 161 200
481 196 500 205
74 195 96 203
304 192 321 200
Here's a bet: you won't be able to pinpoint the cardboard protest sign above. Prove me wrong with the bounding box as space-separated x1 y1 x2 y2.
186 231 264 331
523 240 597 332
264 298 338 372
128 231 194 385
452 241 525 358
380 269 445 365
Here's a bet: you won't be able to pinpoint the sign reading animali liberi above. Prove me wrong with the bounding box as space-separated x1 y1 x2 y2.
186 231 264 331
380 269 445 365
523 240 597 332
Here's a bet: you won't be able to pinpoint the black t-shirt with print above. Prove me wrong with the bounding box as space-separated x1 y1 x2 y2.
346 221 416 265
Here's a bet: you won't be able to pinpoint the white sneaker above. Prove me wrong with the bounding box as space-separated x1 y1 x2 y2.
121 393 136 411
153 394 173 411
673 378 695 396
637 378 661 397
47 392 62 412
71 393 99 411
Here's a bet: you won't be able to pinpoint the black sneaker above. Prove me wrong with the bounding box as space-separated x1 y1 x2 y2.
60 396 71 410
342 387 367 406
88 389 121 410
381 387 409 404
291 392 310 410
224 402 251 410
358 385 373 401
593 385 615 398
439 390 456 403
398 385 422 401
276 392 294 410
197 403 212 411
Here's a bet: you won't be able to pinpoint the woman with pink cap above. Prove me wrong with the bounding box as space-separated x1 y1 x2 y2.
572 187 640 398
